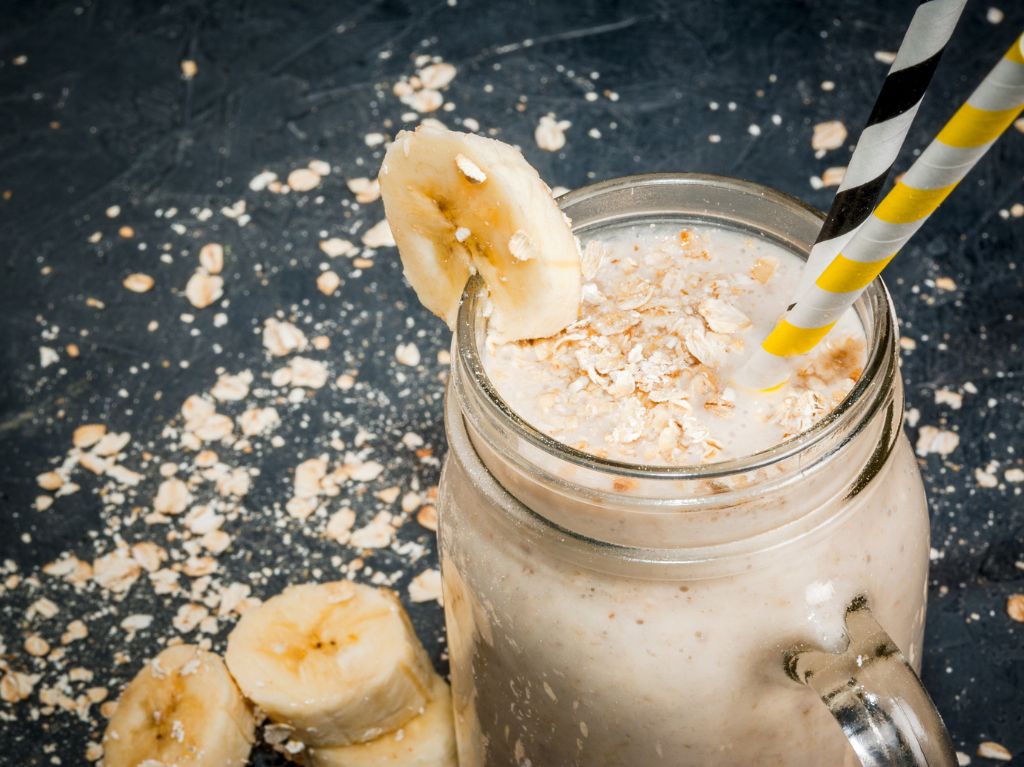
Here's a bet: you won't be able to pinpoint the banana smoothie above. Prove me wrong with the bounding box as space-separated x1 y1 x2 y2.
380 129 932 766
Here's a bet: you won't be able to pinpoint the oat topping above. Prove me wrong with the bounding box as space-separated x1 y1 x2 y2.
484 224 866 465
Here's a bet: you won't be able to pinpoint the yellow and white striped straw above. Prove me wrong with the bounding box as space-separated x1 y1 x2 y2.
737 32 1024 392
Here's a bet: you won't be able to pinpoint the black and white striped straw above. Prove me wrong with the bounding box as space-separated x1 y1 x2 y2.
798 0 967 294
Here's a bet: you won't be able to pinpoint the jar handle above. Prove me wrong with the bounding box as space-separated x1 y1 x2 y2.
785 595 957 767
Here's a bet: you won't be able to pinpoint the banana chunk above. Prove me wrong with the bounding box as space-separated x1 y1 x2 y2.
379 124 581 341
102 644 255 767
225 580 434 747
307 674 457 767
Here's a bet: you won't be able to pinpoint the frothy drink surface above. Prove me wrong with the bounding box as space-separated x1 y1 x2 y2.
483 223 866 464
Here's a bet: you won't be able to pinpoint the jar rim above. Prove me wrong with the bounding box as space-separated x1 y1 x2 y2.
455 172 897 481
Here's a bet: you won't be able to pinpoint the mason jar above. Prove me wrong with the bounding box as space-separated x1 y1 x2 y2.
437 174 956 767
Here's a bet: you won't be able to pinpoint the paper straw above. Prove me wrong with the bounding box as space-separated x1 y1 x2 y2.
737 33 1024 392
797 0 966 297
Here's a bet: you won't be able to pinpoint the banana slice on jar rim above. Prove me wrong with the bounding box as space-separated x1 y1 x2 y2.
379 124 582 342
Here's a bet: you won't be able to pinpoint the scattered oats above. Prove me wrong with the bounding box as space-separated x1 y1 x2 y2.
899 336 917 351
350 512 394 548
349 460 384 482
934 389 963 409
416 504 438 531
24 634 50 657
455 153 487 183
286 497 318 520
409 569 443 604
308 159 331 176
61 620 87 645
92 549 141 593
211 371 251 401
120 614 153 633
986 6 1004 23
747 124 761 137
320 238 357 258
184 271 224 308
263 318 308 356
180 59 198 79
809 175 824 191
317 270 341 295
73 424 106 448
294 456 328 499
375 486 401 504
508 230 537 262
154 478 192 514
396 342 421 366
198 243 224 274
975 468 998 488
287 167 321 192
79 452 110 475
28 597 59 620
935 276 957 292
1004 468 1024 483
535 113 571 151
418 61 457 89
325 508 356 543
977 742 1011 761
874 51 897 64
35 495 53 511
1 670 40 702
173 603 209 633
184 505 224 535
85 743 103 762
915 426 959 457
202 529 232 554
118 225 135 239
131 542 167 572
288 357 329 389
66 343 80 358
821 166 846 187
1005 594 1024 622
812 121 847 151
346 177 380 203
1010 202 1024 218
123 273 154 293
957 753 971 767
353 257 374 269
37 471 63 491
407 88 443 113
249 171 278 191
362 219 396 248
336 373 356 391
39 345 59 368
239 406 280 436
365 132 386 147
821 80 835 91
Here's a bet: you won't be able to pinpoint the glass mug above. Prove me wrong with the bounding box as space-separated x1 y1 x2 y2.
437 174 956 767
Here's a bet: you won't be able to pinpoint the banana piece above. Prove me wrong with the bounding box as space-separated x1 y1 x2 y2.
224 580 435 747
307 674 457 767
102 644 255 767
379 124 581 341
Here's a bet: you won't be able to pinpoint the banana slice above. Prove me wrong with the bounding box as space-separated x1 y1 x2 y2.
224 580 434 747
102 644 255 767
379 124 581 341
307 674 457 767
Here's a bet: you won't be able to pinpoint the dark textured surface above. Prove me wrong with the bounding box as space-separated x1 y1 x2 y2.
1 1 1022 764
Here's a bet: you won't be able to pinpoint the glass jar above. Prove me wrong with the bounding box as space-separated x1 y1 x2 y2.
438 174 955 767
